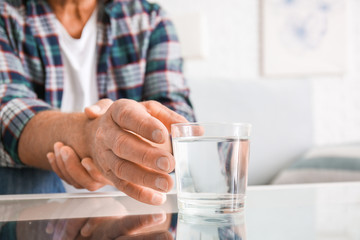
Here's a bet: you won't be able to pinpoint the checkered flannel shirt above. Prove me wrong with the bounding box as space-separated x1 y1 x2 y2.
0 0 195 167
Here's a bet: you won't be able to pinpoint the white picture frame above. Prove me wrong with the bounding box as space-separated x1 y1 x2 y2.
261 0 347 77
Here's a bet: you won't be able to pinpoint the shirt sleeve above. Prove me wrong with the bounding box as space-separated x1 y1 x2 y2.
142 6 196 122
0 14 52 167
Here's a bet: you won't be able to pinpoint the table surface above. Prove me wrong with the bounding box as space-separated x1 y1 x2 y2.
1 181 360 240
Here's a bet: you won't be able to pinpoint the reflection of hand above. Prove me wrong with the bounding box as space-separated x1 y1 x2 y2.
14 197 123 239
45 213 170 240
15 197 173 240
83 99 186 205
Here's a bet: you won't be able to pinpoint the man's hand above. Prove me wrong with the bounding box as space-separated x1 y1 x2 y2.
46 99 186 204
20 97 185 204
84 99 187 205
47 142 113 191
47 99 114 191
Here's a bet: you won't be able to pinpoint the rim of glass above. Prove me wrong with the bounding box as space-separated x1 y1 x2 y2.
171 122 252 128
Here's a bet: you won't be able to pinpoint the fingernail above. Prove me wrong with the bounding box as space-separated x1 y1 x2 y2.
60 148 69 161
156 157 170 172
152 129 163 143
45 223 54 234
155 177 168 191
152 213 165 223
152 192 166 204
82 161 91 171
54 144 60 158
81 223 91 237
46 153 53 162
88 105 101 113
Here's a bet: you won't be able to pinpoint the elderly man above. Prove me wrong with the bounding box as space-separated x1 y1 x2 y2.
0 0 195 205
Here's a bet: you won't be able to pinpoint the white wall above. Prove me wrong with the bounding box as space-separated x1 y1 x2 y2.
154 0 259 80
312 0 360 145
151 0 360 184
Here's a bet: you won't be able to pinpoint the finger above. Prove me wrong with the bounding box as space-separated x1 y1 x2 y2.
108 213 166 237
53 219 66 240
103 150 173 192
142 100 188 132
85 98 114 119
99 127 174 173
62 218 87 240
54 142 81 188
80 217 106 237
111 99 169 144
105 170 166 205
61 147 106 191
47 152 66 181
81 158 114 186
45 220 56 234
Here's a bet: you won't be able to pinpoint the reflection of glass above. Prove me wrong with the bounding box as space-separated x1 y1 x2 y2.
176 211 246 240
171 123 251 214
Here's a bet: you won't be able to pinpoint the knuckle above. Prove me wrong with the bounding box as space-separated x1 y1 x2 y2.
104 169 113 178
141 173 148 186
116 98 133 106
113 134 128 152
136 187 146 204
146 100 165 116
137 116 149 135
117 105 133 124
95 127 105 141
100 98 113 105
115 179 130 192
147 100 159 107
114 160 128 178
137 214 150 228
141 147 153 166
141 172 157 189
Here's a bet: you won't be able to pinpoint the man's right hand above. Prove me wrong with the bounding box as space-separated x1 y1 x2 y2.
83 99 186 205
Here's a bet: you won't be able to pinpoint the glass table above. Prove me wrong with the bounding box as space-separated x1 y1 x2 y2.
1 181 360 239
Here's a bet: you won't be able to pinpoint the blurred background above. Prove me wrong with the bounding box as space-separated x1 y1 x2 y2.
148 0 360 185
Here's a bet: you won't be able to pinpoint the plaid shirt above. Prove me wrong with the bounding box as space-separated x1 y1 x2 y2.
0 0 195 167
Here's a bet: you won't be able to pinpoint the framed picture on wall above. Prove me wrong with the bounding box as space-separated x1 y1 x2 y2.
260 0 347 77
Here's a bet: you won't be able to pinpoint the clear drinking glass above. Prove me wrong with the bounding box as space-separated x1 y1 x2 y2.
171 122 251 214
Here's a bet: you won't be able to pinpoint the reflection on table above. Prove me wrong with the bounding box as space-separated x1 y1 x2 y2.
0 192 246 240
177 211 246 240
1 214 173 240
2 182 360 239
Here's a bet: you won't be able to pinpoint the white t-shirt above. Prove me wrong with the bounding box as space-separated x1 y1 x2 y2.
56 9 99 112
55 9 114 192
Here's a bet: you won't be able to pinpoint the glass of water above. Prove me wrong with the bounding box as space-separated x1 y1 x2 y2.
171 122 251 214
